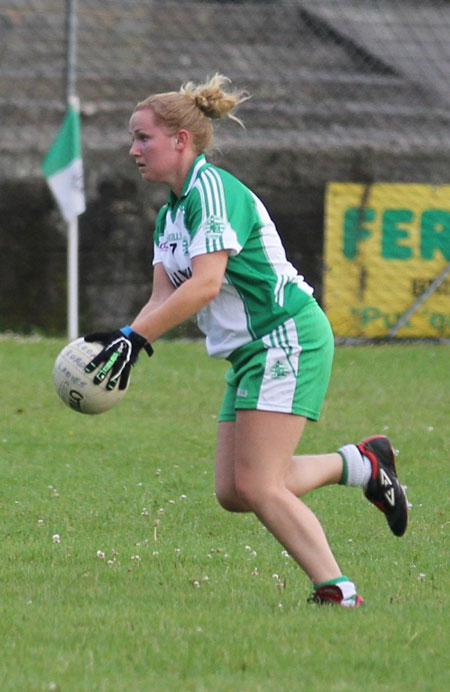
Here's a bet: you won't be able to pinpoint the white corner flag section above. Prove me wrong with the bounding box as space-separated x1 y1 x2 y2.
42 101 85 340
41 103 85 222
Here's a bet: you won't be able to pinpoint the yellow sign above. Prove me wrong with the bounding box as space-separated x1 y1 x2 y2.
324 183 450 338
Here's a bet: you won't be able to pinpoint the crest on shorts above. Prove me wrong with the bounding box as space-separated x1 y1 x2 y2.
270 360 289 379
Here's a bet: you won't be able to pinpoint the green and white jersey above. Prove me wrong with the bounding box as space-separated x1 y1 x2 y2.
153 155 314 358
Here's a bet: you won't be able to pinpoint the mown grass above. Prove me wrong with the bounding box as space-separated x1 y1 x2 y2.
0 338 448 692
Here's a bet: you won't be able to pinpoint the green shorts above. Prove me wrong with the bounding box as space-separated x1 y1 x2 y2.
218 301 334 422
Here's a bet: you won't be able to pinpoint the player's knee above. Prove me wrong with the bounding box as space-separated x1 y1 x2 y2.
215 482 243 512
234 477 262 511
216 493 242 512
235 473 280 512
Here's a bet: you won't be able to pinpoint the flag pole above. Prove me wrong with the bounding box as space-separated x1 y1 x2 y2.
66 0 79 340
67 215 79 340
42 1 85 342
66 98 80 341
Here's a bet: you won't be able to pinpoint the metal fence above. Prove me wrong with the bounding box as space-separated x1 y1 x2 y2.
1 0 450 337
3 0 450 160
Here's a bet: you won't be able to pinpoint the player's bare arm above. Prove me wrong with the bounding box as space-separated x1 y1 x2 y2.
131 250 229 343
132 262 177 321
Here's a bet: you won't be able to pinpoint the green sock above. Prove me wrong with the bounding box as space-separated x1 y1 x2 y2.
314 575 351 590
338 451 348 485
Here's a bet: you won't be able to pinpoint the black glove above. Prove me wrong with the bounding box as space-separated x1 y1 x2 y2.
84 326 153 390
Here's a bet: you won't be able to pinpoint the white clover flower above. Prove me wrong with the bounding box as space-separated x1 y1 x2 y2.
52 534 61 544
96 550 105 560
141 508 149 516
272 573 279 580
37 519 44 527
157 508 164 515
180 494 187 500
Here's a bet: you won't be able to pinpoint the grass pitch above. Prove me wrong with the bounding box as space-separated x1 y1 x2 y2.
0 338 449 691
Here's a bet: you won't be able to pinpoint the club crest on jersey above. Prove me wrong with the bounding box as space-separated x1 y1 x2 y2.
206 215 225 236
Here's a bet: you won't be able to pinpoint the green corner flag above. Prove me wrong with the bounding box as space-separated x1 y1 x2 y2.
42 105 86 222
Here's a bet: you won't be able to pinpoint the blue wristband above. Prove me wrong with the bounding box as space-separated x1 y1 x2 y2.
120 325 134 337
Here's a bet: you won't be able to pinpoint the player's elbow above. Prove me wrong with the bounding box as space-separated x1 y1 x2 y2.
195 277 222 305
206 280 222 301
200 286 221 308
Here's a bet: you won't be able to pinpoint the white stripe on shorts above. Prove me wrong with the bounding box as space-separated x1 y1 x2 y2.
258 318 302 413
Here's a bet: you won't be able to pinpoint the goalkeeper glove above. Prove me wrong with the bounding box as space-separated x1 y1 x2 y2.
84 325 153 390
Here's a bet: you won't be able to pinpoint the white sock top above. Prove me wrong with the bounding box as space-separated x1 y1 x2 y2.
339 444 372 488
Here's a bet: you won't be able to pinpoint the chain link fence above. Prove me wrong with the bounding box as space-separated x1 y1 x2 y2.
3 1 450 151
1 0 450 336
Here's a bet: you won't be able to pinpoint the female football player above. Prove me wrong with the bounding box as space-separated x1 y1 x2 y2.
84 74 408 607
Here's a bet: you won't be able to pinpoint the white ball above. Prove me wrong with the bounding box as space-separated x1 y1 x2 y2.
52 337 129 414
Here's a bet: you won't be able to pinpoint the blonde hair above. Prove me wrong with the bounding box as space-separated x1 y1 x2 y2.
134 74 250 154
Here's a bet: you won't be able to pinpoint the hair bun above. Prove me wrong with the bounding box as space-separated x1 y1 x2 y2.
181 74 249 123
194 93 211 113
